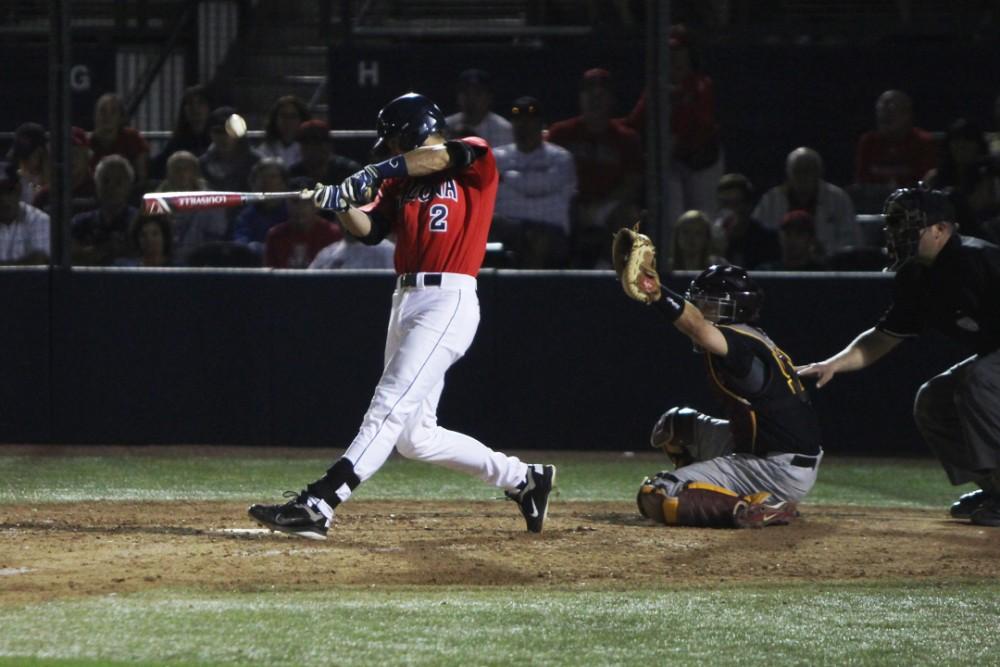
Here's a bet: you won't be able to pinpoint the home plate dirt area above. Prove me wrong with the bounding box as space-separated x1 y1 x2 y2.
2 500 999 604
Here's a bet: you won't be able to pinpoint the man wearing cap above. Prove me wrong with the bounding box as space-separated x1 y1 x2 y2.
8 122 49 205
548 67 642 268
32 127 97 216
445 68 513 149
289 120 361 188
492 96 577 268
199 106 260 193
757 209 828 271
0 166 50 265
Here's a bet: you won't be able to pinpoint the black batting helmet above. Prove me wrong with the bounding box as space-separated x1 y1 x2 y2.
373 92 446 155
882 186 953 271
685 264 763 324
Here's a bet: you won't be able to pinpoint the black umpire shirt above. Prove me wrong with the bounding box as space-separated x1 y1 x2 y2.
705 324 823 457
878 234 1000 355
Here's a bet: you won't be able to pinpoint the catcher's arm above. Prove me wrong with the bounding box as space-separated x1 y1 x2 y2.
611 224 727 356
672 301 728 356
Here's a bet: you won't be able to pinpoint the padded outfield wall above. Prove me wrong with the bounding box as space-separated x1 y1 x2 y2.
0 268 968 454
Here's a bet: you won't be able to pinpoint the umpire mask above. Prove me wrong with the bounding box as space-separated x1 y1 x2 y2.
882 186 953 271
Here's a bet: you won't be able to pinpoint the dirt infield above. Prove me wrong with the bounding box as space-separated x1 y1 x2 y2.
2 500 999 605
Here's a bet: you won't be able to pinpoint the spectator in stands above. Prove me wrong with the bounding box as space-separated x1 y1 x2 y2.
492 96 577 268
923 118 1000 242
71 154 138 266
264 176 342 268
256 95 311 167
445 68 513 148
289 120 361 187
150 84 214 179
7 122 48 204
758 210 828 271
309 232 395 270
200 106 259 193
988 92 1000 157
670 209 718 270
854 89 937 188
32 127 97 216
0 166 49 265
156 151 229 261
116 214 173 267
712 173 780 270
232 158 290 257
89 92 150 188
622 24 723 225
754 147 859 256
548 68 642 268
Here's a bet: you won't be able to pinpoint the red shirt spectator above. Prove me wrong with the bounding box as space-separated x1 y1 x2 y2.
854 90 937 187
547 115 641 204
265 183 343 268
89 93 151 186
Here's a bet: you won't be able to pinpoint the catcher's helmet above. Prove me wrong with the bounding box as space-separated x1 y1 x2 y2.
685 264 763 324
882 186 953 271
373 92 446 155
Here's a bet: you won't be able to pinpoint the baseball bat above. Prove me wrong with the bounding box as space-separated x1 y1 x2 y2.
142 190 313 214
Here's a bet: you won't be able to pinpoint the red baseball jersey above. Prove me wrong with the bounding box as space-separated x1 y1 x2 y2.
370 137 498 276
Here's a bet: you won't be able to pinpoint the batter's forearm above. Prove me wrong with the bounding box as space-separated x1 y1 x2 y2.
337 208 373 237
403 144 451 176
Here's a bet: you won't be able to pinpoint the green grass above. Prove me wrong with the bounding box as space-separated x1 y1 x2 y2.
0 584 997 666
0 452 972 508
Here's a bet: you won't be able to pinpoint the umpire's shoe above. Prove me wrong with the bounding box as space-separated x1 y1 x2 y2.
949 489 992 520
248 491 330 540
506 464 556 533
970 498 1000 527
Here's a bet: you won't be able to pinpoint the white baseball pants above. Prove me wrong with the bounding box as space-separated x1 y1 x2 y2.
336 272 528 503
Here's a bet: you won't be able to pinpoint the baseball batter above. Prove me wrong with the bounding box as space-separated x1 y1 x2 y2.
249 92 555 538
613 229 823 527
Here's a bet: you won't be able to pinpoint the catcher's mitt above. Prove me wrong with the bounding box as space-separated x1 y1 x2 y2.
611 224 661 304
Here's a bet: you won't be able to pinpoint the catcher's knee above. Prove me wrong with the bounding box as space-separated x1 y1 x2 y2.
651 406 701 468
637 478 771 529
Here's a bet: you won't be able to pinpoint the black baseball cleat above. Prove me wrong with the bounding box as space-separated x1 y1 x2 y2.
248 491 330 540
970 498 1000 527
506 464 556 533
949 489 992 520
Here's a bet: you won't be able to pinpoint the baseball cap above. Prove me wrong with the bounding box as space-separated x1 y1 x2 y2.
510 96 542 120
457 68 491 89
9 122 47 161
780 209 815 233
207 106 237 131
297 119 331 143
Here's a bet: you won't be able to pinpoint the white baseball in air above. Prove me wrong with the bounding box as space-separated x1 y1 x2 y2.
225 113 247 138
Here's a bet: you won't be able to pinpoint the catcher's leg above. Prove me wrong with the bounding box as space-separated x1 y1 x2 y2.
650 407 733 467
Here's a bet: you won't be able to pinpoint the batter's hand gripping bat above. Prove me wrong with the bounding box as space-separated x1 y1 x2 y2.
142 189 315 214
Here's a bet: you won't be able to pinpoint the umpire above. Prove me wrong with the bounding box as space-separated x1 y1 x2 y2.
798 187 1000 526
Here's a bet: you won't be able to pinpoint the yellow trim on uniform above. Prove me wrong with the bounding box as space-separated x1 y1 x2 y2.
706 354 759 452
719 324 805 395
687 481 739 497
745 491 772 504
663 496 680 525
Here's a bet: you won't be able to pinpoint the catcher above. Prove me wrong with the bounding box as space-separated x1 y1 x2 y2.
612 227 824 528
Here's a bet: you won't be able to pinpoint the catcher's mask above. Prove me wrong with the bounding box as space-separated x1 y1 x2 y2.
685 264 762 324
882 186 953 271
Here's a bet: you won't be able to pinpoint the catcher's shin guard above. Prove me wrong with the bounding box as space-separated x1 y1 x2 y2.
637 480 767 528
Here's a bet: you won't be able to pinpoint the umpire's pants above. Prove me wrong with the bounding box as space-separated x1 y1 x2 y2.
913 348 1000 488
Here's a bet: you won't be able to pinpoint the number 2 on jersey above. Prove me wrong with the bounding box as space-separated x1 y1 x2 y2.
428 204 449 232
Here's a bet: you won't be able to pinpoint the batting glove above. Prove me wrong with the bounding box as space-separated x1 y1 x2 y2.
312 182 349 212
340 165 382 207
